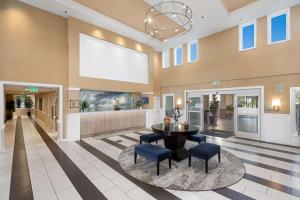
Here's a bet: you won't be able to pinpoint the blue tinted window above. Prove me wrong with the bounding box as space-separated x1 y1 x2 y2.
271 14 287 43
242 24 255 49
176 47 183 65
190 42 198 62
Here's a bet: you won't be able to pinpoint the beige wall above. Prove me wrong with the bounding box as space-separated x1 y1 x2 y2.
35 91 57 131
161 6 300 114
0 0 69 137
67 17 161 94
0 0 68 85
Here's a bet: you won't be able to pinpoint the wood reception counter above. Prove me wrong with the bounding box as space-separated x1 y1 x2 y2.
80 109 146 137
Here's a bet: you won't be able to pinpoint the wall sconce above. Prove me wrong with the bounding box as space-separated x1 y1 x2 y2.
272 99 281 111
176 98 182 108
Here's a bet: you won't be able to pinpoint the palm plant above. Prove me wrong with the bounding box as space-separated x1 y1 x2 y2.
24 96 33 117
80 100 90 112
6 100 15 120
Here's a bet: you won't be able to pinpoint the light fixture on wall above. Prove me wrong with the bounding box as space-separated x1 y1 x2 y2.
176 98 182 108
272 99 281 111
144 0 193 40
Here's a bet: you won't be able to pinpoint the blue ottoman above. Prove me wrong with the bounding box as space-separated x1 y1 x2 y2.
140 133 163 145
188 143 220 173
187 134 207 144
135 144 172 175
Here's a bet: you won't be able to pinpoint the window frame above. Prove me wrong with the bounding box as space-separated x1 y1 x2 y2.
162 49 170 69
239 20 257 51
187 40 199 63
267 8 290 45
174 45 183 66
290 87 300 136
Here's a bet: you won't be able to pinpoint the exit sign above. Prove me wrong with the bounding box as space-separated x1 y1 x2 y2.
212 80 221 87
29 87 39 92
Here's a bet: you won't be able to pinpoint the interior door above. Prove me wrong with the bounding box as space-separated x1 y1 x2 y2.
234 93 260 140
186 93 204 130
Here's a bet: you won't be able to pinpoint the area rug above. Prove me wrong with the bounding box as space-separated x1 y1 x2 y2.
118 142 245 191
201 130 234 138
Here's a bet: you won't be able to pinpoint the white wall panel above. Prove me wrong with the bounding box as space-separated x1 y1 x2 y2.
80 34 149 84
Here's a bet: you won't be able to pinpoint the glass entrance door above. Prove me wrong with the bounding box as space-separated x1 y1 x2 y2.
186 93 204 130
235 94 260 140
163 94 174 114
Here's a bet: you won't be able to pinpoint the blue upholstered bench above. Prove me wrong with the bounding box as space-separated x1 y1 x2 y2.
188 143 220 173
140 133 163 145
187 134 206 144
134 144 172 175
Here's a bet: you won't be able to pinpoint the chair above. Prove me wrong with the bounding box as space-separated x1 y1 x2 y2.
187 134 207 144
139 132 163 145
135 144 172 175
188 143 220 173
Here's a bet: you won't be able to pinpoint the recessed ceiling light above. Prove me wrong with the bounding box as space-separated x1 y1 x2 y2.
163 39 168 42
175 29 178 32
144 19 147 22
148 18 152 23
150 8 155 12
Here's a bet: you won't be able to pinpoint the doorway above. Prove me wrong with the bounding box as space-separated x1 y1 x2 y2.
185 86 263 140
162 93 175 114
0 81 63 145
203 94 234 137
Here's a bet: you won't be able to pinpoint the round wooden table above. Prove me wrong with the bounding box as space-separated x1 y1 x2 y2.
151 123 199 161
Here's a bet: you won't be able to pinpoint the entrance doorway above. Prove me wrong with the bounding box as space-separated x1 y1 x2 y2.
203 94 234 137
185 86 263 140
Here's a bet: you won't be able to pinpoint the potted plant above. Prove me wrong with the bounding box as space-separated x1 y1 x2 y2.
80 100 90 112
112 98 120 111
24 96 33 117
135 99 143 109
16 97 21 108
226 104 234 119
6 100 15 120
208 94 219 124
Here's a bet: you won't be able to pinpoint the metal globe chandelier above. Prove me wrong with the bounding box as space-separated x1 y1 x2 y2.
144 0 193 41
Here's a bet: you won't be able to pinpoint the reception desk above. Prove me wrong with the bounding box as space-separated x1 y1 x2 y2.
80 110 146 137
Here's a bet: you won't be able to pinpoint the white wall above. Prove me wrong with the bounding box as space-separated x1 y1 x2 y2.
264 113 300 146
80 33 149 84
66 113 81 142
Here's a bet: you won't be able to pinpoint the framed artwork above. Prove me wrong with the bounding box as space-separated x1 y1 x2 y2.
70 100 80 108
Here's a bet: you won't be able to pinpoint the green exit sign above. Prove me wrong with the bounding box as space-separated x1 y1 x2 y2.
212 80 221 87
29 87 39 92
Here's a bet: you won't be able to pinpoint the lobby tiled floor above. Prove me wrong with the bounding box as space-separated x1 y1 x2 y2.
1 117 300 200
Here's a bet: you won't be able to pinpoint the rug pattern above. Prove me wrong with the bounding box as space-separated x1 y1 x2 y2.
118 141 245 191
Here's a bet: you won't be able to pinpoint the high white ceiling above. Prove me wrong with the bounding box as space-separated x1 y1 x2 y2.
19 0 300 51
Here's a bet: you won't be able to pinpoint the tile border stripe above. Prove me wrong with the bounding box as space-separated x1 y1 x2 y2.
214 188 255 200
30 118 108 200
235 137 300 150
77 139 181 200
9 117 34 200
118 135 140 143
244 173 300 198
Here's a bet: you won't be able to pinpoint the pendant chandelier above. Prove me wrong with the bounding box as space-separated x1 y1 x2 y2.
144 0 193 41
